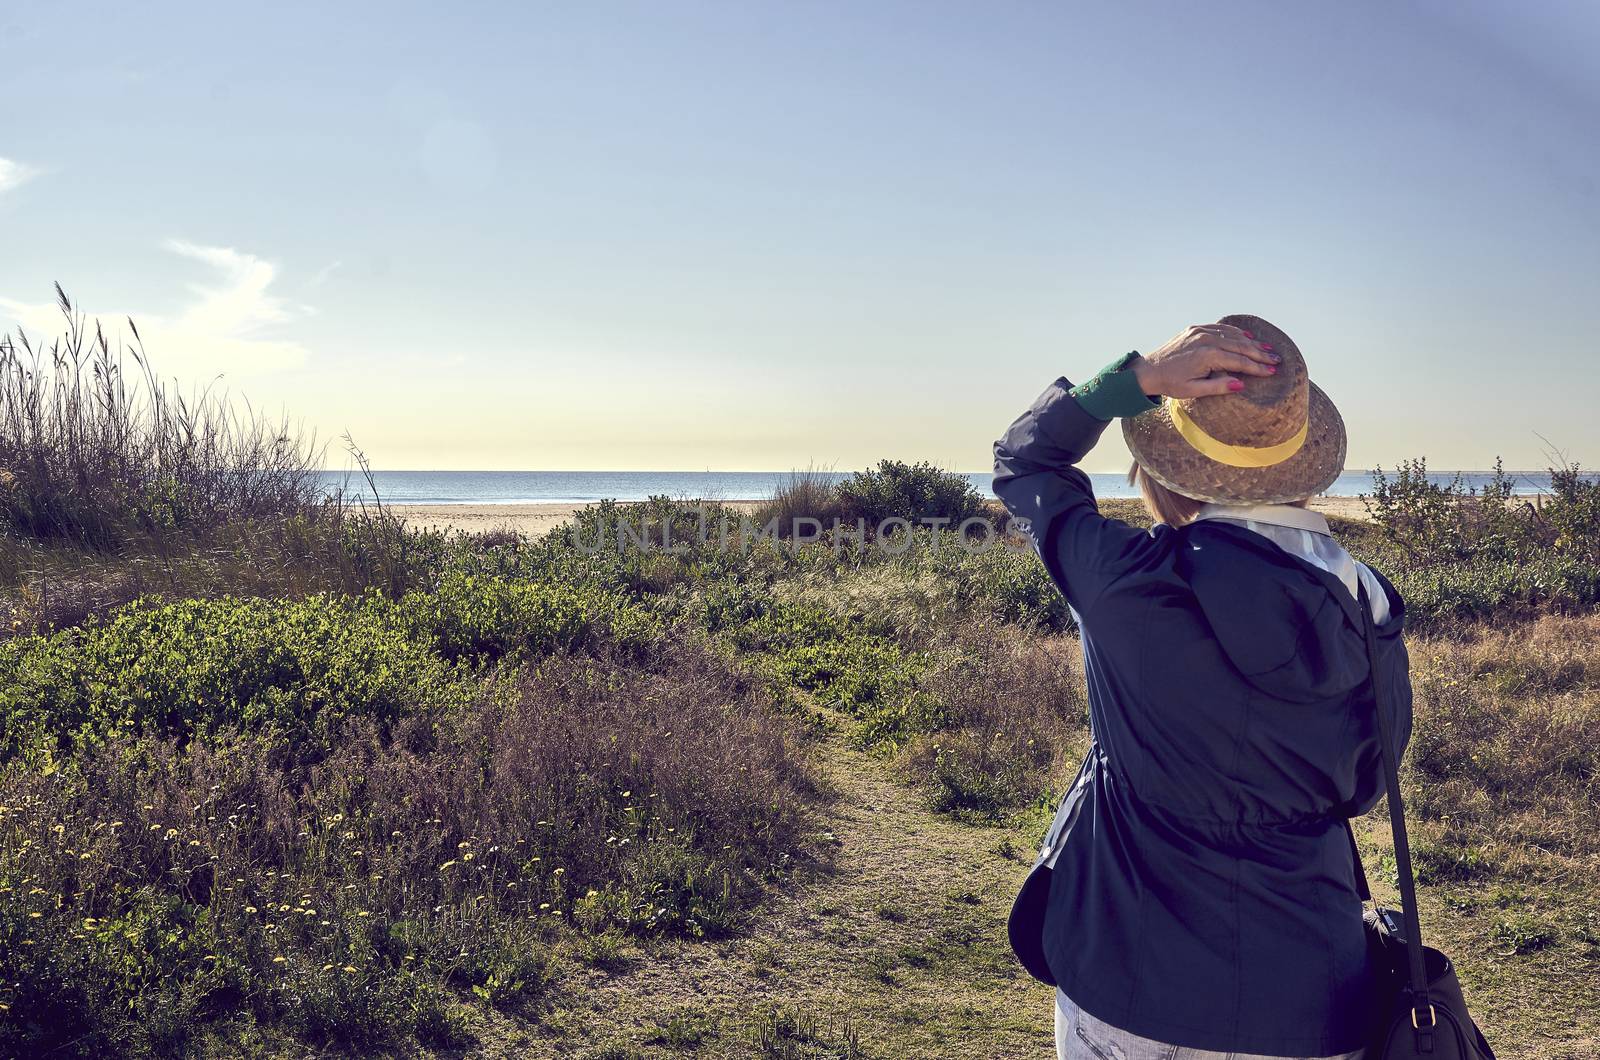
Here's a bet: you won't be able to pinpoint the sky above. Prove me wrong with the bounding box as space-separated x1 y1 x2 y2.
2 1 1597 474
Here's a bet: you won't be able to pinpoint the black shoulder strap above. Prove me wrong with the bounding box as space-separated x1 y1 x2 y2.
1355 579 1431 1009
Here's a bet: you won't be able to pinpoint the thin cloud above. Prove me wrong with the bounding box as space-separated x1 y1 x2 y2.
0 157 40 194
308 260 343 287
0 240 310 379
165 238 293 334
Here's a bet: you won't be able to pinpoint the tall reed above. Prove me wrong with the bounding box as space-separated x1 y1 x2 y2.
0 285 325 547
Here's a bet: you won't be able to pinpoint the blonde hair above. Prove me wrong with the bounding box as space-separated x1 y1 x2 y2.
1129 462 1203 526
1128 461 1313 526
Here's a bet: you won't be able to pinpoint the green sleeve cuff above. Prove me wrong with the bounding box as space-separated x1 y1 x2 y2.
1069 351 1161 421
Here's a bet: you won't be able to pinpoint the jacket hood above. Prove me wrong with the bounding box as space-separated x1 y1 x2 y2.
1174 521 1405 704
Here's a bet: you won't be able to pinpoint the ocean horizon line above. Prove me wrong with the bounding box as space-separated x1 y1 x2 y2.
321 467 1552 475
320 468 1575 506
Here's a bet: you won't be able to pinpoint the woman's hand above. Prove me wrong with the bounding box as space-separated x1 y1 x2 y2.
1131 324 1280 399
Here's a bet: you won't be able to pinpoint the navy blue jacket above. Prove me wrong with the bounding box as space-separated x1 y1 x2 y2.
993 376 1413 1056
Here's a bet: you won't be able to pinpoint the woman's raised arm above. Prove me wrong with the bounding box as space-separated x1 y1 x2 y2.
992 353 1163 613
992 328 1275 612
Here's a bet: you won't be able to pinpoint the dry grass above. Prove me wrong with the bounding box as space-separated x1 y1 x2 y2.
752 468 849 538
902 624 1088 820
0 287 324 548
1404 614 1600 877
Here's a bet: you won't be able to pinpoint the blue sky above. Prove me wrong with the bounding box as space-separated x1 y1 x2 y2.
2 1 1597 472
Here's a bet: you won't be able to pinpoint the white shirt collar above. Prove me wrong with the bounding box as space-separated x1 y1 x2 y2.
1192 503 1332 537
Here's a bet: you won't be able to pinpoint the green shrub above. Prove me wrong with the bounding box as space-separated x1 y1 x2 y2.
765 637 935 744
837 460 987 530
945 544 1075 632
723 599 935 747
403 572 659 663
0 573 671 764
1358 457 1600 626
1542 462 1600 566
0 593 460 763
1386 553 1600 626
1364 458 1523 566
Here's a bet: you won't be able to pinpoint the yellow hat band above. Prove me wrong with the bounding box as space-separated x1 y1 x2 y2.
1167 398 1308 468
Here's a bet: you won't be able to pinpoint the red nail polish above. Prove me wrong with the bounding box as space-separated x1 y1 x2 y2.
1268 365 1278 373
1243 330 1255 339
1260 342 1275 350
1228 379 1244 391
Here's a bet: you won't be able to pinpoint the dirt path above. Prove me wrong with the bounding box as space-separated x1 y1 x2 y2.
486 719 1054 1058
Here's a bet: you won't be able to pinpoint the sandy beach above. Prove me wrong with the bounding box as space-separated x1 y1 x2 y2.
1307 496 1371 521
387 499 766 538
389 503 596 539
389 496 1371 537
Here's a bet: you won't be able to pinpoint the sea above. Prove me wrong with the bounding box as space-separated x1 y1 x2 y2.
318 470 1568 506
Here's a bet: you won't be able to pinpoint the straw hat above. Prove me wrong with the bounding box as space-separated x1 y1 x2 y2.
1122 314 1346 504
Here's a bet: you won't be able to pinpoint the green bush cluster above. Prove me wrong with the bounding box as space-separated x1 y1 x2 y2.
751 461 987 539
1358 458 1600 625
0 577 660 764
0 594 456 764
1384 553 1600 627
920 734 1041 821
835 460 989 529
404 571 661 663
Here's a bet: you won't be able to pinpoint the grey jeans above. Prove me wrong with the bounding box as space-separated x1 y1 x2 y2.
1055 989 1365 1060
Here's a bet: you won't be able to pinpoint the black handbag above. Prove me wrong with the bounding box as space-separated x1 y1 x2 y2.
1007 744 1096 985
1348 581 1496 1059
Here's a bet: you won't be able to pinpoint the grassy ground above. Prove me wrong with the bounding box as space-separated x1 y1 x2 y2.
5 500 1600 1057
